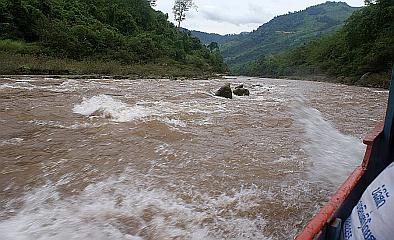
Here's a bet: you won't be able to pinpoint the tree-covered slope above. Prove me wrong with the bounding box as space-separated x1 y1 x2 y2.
243 0 394 88
0 0 226 74
217 1 359 69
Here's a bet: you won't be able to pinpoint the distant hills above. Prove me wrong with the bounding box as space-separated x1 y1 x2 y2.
184 29 231 44
185 29 248 45
242 0 393 88
187 1 359 69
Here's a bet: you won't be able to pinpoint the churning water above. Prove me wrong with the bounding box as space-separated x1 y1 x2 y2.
0 76 388 239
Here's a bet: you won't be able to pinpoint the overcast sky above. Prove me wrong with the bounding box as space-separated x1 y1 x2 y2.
155 0 364 35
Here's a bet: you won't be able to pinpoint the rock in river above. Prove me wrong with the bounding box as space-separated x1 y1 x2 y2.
233 87 250 96
235 84 244 89
215 83 233 99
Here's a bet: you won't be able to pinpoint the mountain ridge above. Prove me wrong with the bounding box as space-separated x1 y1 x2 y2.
187 1 360 70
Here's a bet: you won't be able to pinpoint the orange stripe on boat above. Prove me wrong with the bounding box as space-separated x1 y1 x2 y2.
363 121 385 146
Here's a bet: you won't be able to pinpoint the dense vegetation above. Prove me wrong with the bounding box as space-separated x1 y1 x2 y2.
242 0 394 88
190 1 358 70
0 0 226 76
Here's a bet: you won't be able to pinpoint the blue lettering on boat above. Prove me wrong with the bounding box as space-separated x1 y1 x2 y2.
343 218 353 240
356 201 376 240
372 184 390 209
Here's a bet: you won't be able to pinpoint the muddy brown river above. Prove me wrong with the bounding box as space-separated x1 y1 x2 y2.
0 76 388 239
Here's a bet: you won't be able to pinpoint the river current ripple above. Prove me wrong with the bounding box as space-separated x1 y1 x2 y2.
0 76 388 239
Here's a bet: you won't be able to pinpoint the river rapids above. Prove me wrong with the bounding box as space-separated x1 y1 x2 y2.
0 76 388 239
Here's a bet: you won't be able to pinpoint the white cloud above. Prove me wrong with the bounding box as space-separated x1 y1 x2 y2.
199 4 271 25
155 0 364 34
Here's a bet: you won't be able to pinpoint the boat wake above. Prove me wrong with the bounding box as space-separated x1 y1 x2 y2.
292 97 365 186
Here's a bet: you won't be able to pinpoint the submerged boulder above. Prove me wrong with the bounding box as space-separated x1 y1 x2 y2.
215 83 233 99
233 86 250 96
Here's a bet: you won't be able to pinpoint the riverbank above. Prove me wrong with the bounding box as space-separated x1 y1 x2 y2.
0 52 219 79
2 50 389 88
267 72 391 89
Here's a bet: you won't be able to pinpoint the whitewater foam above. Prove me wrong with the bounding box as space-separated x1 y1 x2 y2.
0 170 270 240
73 95 230 124
0 82 35 90
73 95 155 122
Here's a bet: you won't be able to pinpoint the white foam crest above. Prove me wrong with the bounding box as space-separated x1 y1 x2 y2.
27 120 68 129
162 118 187 128
50 79 81 92
178 100 228 114
0 138 24 146
252 96 285 103
0 171 270 240
0 179 209 240
26 119 104 130
73 95 231 124
200 185 265 214
292 97 365 185
73 95 154 122
0 83 10 90
0 79 82 93
0 82 35 90
186 185 271 239
372 90 389 93
67 122 104 129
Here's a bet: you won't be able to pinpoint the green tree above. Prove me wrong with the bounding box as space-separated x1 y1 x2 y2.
207 42 219 52
364 0 376 5
147 0 157 7
173 0 194 28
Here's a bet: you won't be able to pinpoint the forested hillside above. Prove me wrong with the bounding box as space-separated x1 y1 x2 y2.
243 0 394 88
0 0 226 76
188 1 358 71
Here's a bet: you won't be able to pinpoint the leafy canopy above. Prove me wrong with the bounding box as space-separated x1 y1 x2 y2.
0 0 226 72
